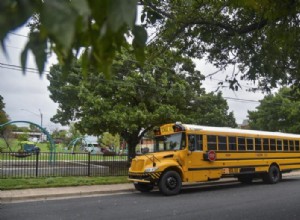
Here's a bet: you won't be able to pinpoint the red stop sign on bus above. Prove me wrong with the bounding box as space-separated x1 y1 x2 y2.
208 150 216 162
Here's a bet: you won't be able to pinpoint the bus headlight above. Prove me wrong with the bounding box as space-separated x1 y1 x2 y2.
145 167 158 172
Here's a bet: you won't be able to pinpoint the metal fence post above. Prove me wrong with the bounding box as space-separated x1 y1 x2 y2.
88 152 91 176
35 151 39 177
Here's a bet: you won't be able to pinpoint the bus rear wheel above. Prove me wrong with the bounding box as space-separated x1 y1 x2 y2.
158 170 182 196
263 165 281 184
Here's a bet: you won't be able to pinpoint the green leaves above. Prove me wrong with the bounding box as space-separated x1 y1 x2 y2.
107 0 138 31
1 0 146 78
21 32 47 75
41 0 77 54
132 26 148 63
141 0 300 91
248 87 300 133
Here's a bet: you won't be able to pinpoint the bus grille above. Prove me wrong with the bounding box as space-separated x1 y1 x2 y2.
131 159 145 172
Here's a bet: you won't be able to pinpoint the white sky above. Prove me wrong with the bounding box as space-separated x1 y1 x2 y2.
0 26 268 131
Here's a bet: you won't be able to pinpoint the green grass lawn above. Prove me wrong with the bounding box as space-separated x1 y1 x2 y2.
0 176 129 190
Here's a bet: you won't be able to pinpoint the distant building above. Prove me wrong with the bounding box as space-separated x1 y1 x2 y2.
12 131 46 142
239 120 250 129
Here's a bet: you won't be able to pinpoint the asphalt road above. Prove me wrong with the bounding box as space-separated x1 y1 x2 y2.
1 176 300 220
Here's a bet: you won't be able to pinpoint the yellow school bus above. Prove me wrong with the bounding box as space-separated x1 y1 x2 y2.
128 122 300 195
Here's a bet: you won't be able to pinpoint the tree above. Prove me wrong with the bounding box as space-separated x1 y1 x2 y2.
0 0 146 77
248 87 300 134
2 1 300 90
100 132 120 152
187 92 237 128
48 47 236 159
48 47 205 159
141 0 300 91
0 95 13 152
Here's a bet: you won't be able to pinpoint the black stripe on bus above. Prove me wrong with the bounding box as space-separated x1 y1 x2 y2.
280 162 300 166
215 156 300 161
217 151 300 154
188 164 268 171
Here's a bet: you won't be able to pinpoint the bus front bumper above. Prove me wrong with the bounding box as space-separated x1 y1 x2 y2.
128 172 162 183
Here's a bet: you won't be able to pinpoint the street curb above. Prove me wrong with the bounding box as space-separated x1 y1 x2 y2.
1 171 300 203
0 184 135 203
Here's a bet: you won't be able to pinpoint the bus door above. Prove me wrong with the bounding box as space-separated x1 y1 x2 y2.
186 134 208 182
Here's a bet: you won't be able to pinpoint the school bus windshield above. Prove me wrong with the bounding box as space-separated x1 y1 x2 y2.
154 133 185 152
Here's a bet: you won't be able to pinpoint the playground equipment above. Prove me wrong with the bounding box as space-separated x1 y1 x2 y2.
67 136 97 153
0 121 55 162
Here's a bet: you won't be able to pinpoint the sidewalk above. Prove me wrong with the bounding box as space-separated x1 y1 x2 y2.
0 183 135 203
1 171 300 203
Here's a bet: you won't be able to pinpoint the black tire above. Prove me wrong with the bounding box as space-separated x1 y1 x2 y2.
263 165 281 184
158 170 182 196
237 175 253 184
134 183 154 192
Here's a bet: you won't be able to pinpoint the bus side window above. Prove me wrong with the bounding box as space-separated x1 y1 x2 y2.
188 135 196 151
218 136 227 151
295 140 300 151
247 138 254 151
196 135 203 151
270 139 276 151
255 138 262 151
284 140 289 151
229 136 237 151
263 139 269 151
277 139 283 151
207 135 217 150
238 137 245 151
289 140 295 151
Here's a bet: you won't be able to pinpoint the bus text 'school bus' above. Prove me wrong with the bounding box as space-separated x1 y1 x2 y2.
128 122 300 195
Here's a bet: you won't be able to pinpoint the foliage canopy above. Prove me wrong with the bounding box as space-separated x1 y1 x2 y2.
1 0 300 91
48 48 236 158
0 0 146 77
141 0 300 91
248 87 300 134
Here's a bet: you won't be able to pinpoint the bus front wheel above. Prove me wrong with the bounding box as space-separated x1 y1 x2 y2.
158 170 182 196
263 165 281 184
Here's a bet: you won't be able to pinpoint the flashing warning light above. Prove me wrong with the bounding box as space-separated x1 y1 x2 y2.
172 124 185 132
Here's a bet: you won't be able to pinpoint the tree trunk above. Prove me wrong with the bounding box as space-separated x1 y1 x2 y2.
126 138 140 164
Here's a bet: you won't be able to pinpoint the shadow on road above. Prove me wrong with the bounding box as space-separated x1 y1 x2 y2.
133 177 300 197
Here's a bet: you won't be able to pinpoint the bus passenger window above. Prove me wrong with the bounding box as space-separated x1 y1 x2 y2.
207 135 217 150
277 140 283 151
270 139 276 151
238 137 245 151
188 135 196 151
295 140 300 151
284 140 289 151
289 140 295 151
196 135 203 151
229 136 237 151
255 138 262 151
218 136 227 151
263 139 269 151
247 138 254 151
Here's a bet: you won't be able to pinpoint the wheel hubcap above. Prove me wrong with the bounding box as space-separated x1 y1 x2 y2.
166 176 177 189
272 170 279 181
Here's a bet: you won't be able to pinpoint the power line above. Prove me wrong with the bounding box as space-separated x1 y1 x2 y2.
0 62 50 74
6 29 262 92
0 60 265 105
8 32 28 38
